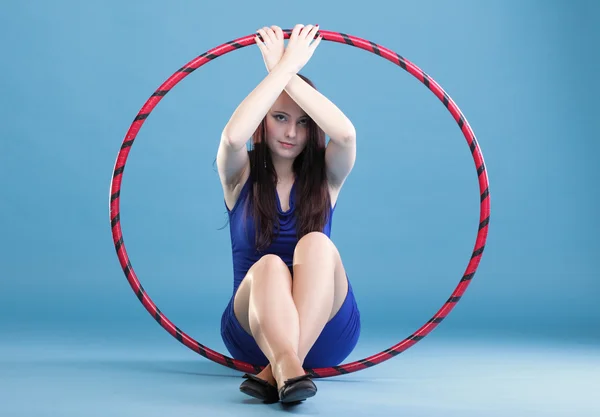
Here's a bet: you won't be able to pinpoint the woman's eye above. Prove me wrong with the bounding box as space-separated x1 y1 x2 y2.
275 114 286 121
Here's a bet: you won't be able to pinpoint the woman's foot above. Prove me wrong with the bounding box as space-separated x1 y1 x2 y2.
239 364 278 403
272 352 317 403
255 364 277 387
278 374 317 403
272 352 306 388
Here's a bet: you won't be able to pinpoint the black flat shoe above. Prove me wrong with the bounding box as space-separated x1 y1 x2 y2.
278 374 317 404
239 373 279 404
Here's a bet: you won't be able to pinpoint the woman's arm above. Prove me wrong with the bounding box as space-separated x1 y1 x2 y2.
217 63 296 189
217 24 321 188
285 76 357 187
222 64 297 150
285 76 356 144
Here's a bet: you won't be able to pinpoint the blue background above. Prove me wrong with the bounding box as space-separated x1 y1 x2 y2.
1 0 598 354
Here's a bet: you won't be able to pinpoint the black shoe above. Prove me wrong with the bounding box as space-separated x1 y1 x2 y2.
239 373 279 404
278 374 317 404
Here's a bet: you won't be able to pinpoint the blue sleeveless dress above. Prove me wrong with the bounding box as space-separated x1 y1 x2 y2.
220 175 361 368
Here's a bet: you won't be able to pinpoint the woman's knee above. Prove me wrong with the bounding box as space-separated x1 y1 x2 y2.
256 253 289 273
295 232 334 257
293 232 347 306
298 231 331 246
249 254 292 286
234 254 292 332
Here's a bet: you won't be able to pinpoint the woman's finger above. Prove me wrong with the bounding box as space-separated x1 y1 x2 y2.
271 25 283 40
258 28 271 48
257 28 267 41
263 26 277 44
255 35 267 51
290 23 303 40
308 24 320 41
301 25 314 40
309 35 323 51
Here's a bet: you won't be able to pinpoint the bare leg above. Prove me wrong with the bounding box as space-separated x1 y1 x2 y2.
233 234 347 386
292 232 348 364
233 254 305 388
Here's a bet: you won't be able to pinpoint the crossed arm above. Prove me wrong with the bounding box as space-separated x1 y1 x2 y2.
284 75 357 188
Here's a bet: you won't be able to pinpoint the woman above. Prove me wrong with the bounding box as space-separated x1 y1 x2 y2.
217 24 360 404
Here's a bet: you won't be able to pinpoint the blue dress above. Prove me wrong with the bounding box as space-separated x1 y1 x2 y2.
220 176 361 368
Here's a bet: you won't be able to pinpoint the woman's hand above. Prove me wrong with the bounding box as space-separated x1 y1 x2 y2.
255 26 285 72
278 24 322 74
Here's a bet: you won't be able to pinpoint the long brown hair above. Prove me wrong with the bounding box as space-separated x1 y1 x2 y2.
245 74 330 251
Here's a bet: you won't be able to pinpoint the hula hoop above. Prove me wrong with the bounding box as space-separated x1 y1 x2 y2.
109 28 490 378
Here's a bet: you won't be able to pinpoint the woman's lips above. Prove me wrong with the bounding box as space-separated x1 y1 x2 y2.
279 141 294 149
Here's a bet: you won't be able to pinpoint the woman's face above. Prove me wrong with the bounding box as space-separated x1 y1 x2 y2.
265 92 310 161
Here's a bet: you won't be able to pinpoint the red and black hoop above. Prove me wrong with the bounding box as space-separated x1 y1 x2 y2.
109 28 490 378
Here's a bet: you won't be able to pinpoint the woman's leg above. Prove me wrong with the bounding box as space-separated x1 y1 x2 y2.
292 232 348 364
233 254 304 388
233 233 347 384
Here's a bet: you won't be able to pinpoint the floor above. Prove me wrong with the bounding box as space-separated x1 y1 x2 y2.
1 331 598 416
